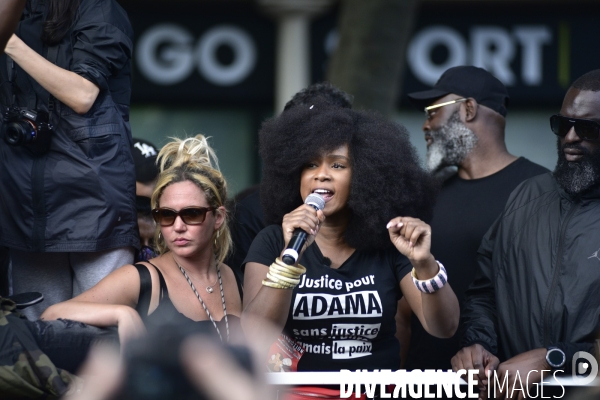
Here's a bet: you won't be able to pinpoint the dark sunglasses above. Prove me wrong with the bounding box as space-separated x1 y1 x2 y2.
152 207 214 227
550 114 600 141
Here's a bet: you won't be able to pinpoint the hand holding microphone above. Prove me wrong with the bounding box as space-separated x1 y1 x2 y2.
281 193 326 265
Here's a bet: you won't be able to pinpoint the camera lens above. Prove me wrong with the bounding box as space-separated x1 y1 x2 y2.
4 120 37 146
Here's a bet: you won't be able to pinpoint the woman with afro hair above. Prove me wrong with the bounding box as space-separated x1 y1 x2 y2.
242 98 459 380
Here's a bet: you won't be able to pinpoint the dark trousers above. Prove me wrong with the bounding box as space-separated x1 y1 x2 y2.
23 317 117 373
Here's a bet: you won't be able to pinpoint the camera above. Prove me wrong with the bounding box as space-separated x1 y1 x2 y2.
1 106 53 154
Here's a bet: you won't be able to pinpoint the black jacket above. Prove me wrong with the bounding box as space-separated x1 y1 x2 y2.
460 173 600 372
0 0 138 252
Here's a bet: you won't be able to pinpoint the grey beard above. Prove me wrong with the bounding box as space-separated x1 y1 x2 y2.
553 138 600 195
426 111 478 173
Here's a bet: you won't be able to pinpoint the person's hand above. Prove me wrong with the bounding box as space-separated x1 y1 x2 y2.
281 204 325 257
452 344 500 399
115 305 146 348
62 344 123 400
387 217 432 262
493 348 549 399
181 335 274 400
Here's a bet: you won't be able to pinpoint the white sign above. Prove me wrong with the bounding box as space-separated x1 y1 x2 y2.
136 23 257 86
407 25 552 86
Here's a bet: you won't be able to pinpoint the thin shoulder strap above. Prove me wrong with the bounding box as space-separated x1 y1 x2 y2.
133 263 152 317
146 261 168 297
133 262 169 318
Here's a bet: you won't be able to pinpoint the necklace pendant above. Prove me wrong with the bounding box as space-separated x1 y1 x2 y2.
206 286 214 294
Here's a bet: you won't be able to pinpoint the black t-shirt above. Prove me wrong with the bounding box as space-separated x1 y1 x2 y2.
405 157 549 370
244 225 412 371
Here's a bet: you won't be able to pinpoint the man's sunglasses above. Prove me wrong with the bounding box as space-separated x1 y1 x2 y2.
424 98 467 119
152 207 215 227
550 114 600 141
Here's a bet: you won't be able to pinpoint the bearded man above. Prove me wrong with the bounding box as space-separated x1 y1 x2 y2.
452 69 600 397
398 66 547 371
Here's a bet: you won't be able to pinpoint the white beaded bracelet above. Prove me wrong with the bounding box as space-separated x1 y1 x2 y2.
411 261 448 294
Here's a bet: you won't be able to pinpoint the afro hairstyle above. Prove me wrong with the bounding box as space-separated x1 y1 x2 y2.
284 82 353 111
259 98 437 251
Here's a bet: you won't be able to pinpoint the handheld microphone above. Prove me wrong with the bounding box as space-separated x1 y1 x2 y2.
282 193 325 265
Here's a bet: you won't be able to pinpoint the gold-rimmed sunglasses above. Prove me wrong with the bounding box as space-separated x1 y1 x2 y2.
424 98 468 119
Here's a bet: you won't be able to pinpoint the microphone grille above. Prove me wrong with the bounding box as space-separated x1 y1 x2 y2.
305 193 325 211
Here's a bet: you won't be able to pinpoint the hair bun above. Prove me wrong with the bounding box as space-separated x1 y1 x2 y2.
157 134 220 173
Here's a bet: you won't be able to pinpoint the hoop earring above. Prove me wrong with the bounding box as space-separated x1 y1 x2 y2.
158 232 162 240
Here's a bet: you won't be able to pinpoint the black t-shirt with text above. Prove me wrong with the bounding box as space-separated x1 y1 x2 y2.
245 225 412 371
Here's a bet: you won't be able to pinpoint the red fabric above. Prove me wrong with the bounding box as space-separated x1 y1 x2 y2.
281 386 367 400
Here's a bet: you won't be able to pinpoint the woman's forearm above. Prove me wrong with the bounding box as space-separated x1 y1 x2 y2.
41 301 128 328
420 284 459 338
243 287 294 327
42 300 146 345
408 255 460 337
5 34 99 114
401 270 459 339
241 262 295 342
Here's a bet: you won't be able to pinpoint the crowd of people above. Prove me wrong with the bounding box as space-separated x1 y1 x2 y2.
1 1 599 399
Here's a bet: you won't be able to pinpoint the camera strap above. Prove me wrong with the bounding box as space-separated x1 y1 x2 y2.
45 45 58 114
5 57 16 108
4 44 58 114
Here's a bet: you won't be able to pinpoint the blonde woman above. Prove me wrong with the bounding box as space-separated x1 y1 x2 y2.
42 135 243 345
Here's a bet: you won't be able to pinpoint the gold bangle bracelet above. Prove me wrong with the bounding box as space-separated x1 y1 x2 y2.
274 258 306 274
273 261 306 276
267 272 300 286
270 262 303 278
262 279 295 289
270 263 304 279
263 276 296 287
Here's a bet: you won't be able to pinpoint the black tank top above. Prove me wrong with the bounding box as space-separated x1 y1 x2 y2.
133 262 243 336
